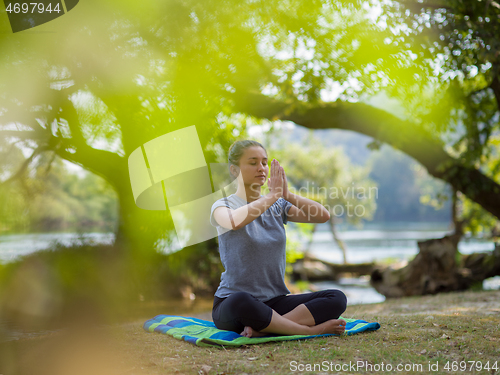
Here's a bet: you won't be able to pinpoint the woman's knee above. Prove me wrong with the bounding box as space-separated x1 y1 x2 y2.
327 289 347 311
214 292 272 332
317 289 347 316
224 292 262 316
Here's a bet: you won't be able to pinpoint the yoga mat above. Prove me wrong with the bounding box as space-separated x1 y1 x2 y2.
143 315 380 347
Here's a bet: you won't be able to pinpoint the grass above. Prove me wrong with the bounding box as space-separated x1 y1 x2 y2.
2 289 499 375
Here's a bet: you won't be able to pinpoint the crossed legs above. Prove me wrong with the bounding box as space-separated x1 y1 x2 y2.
212 290 347 337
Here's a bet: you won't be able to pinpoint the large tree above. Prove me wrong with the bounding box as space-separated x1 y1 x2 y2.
1 0 499 254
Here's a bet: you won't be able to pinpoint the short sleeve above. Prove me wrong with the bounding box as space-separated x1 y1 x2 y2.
279 197 293 225
210 198 231 227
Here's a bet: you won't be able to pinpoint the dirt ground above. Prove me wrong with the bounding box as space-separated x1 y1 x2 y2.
1 289 499 375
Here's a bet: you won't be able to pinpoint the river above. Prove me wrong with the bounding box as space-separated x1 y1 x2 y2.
0 232 115 263
1 226 498 305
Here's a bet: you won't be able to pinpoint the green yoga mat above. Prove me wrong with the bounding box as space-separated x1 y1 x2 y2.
144 315 381 347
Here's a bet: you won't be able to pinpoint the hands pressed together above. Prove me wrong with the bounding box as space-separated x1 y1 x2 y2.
268 159 290 199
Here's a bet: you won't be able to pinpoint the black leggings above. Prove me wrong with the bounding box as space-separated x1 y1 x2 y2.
212 289 347 333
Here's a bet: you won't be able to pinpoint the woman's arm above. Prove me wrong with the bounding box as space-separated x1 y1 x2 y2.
213 192 281 230
280 165 330 224
282 192 330 223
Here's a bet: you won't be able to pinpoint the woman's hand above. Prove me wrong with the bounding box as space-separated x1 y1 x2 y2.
280 165 291 200
268 159 284 197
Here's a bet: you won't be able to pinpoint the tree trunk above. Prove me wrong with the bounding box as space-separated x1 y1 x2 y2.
461 246 500 284
304 223 317 254
328 217 348 264
114 183 168 253
371 233 463 297
113 181 224 298
370 234 500 298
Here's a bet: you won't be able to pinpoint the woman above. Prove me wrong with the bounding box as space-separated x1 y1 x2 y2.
210 140 347 338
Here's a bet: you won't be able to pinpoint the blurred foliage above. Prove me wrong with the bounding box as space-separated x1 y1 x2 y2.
1 0 499 246
0 239 223 330
1 0 500 316
0 243 130 331
0 152 117 234
0 0 393 304
379 0 500 177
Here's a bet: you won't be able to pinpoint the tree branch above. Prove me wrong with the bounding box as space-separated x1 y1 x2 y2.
233 91 500 219
53 99 126 186
58 99 88 147
55 139 125 187
2 98 126 189
0 145 49 187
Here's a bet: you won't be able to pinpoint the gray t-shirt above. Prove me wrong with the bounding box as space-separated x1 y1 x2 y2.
209 194 293 301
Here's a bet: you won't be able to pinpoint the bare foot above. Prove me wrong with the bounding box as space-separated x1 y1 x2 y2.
311 319 346 335
240 326 268 338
